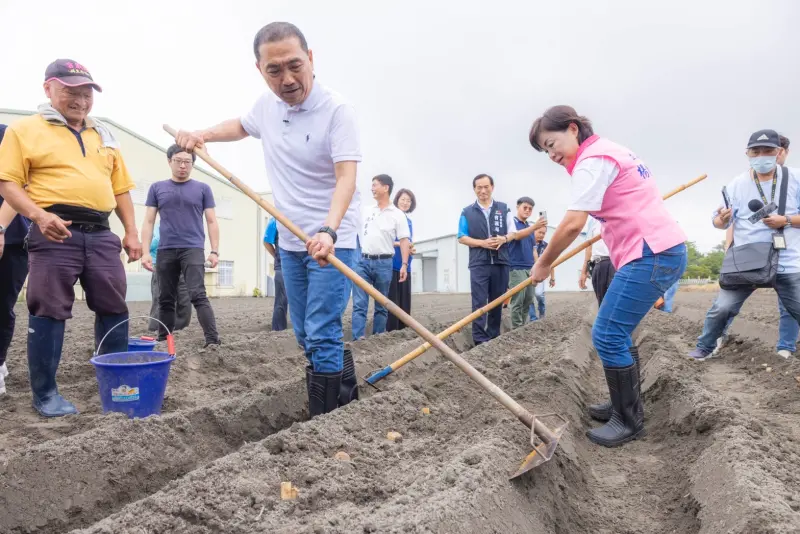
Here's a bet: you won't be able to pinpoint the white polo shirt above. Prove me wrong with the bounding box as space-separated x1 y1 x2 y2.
241 81 362 252
360 203 411 255
585 217 610 259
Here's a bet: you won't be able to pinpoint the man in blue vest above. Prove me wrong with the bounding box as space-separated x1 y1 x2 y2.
458 174 518 345
506 196 546 329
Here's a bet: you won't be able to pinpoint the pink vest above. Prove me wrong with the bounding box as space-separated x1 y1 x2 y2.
567 135 686 269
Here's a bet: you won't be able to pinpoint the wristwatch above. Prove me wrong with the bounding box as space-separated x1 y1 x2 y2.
0 224 6 235
318 226 337 243
785 216 792 228
210 251 219 256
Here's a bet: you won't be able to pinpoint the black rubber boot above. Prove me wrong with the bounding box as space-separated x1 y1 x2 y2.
28 315 78 417
588 346 640 422
94 313 129 355
339 349 359 407
308 370 342 418
586 362 645 447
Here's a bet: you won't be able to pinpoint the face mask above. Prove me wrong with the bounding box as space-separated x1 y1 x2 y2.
749 155 777 174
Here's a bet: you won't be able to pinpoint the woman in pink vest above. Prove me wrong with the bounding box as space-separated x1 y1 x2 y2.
529 105 687 448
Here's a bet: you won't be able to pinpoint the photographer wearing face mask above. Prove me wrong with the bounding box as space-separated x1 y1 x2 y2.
716 135 798 358
690 129 800 361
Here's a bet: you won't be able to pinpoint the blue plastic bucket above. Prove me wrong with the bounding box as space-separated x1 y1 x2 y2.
90 351 175 418
128 337 158 352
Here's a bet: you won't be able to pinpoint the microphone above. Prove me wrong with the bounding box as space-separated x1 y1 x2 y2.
748 199 778 223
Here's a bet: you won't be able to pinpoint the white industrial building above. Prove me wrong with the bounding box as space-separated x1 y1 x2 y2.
1 109 276 302
410 227 590 294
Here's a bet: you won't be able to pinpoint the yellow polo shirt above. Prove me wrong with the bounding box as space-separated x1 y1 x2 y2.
0 115 135 212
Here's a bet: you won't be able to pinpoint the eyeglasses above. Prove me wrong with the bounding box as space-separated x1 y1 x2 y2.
172 159 194 167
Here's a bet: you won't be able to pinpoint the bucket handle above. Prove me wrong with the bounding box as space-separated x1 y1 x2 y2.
94 315 176 357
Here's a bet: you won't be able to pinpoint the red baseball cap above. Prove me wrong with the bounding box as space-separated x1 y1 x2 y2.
44 59 102 92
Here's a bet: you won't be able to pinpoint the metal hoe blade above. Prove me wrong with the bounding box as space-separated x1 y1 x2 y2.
510 414 568 480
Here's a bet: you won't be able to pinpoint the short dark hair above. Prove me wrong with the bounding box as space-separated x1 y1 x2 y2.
167 144 196 163
473 174 494 188
517 196 535 207
779 135 790 150
373 174 394 195
529 105 594 152
253 22 309 61
393 188 417 213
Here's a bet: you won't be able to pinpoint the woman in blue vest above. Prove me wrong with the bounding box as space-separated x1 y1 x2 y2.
387 189 417 331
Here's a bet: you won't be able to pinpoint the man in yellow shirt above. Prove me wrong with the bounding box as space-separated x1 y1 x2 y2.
0 59 142 417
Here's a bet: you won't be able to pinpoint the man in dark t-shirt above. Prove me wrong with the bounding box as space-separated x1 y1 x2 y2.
141 145 221 346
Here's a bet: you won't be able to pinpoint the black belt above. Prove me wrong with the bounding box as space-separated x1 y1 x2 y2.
593 256 610 263
71 223 110 233
362 253 393 260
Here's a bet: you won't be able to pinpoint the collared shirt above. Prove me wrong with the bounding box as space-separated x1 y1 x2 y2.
360 203 411 255
457 199 516 238
717 166 800 273
0 112 134 212
534 239 548 260
263 217 281 270
585 217 610 258
241 80 362 252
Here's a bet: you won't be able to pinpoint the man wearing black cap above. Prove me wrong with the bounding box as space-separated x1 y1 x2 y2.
0 59 142 416
0 124 31 396
690 129 800 361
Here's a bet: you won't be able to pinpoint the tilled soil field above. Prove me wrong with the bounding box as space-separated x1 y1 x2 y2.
1 291 799 533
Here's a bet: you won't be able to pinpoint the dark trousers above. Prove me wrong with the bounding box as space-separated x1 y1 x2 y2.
387 269 412 332
272 269 288 331
470 264 510 344
0 245 29 366
27 225 128 320
591 258 616 307
156 248 219 343
149 270 192 332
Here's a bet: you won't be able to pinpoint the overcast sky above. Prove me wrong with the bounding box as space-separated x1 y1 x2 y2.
1 0 797 252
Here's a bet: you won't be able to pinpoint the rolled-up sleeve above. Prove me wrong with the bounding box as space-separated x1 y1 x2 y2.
329 104 362 163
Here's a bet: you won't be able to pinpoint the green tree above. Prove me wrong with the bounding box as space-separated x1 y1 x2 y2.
682 240 725 280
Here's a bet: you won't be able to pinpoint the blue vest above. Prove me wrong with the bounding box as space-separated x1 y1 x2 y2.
461 201 510 268
508 218 534 270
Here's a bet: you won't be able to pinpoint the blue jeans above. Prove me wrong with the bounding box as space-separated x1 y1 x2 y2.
720 298 799 352
661 280 680 313
698 272 800 353
529 283 546 321
280 248 355 373
594 243 687 367
351 257 393 340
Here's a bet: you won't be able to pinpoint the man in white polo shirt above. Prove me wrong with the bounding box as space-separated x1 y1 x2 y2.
352 174 410 340
175 21 362 417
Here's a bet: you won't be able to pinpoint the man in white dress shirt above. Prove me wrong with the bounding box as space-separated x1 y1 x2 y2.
352 174 410 340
